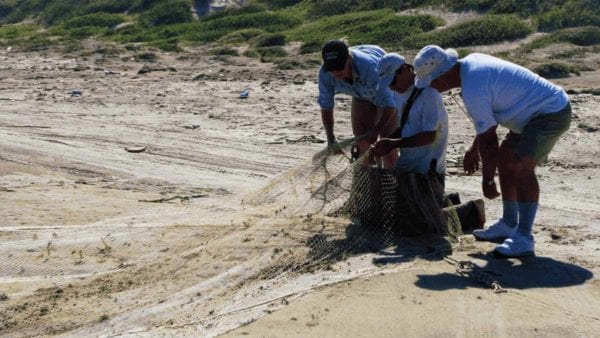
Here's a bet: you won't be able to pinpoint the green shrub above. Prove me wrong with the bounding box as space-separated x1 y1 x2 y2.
299 40 322 54
243 49 260 58
287 9 442 47
253 33 286 47
62 13 125 29
522 27 600 51
211 47 239 56
151 38 181 51
40 1 80 25
405 15 532 48
259 0 302 9
305 0 431 18
135 52 158 62
84 0 133 14
203 3 268 21
218 28 265 43
256 46 288 57
533 62 580 78
0 24 40 40
141 0 192 27
557 27 600 46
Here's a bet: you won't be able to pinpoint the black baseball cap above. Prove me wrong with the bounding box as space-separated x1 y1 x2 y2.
322 40 349 72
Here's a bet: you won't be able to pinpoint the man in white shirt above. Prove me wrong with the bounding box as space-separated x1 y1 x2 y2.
370 53 448 180
412 45 572 258
370 53 485 237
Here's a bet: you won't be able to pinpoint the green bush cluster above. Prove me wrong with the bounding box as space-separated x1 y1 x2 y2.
287 9 442 47
218 28 265 43
405 15 532 49
522 26 600 52
533 62 580 79
210 47 239 56
140 0 192 27
253 33 286 47
299 40 322 54
304 0 430 18
536 0 599 31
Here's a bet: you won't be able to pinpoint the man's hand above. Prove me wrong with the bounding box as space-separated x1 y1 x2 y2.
482 178 500 199
370 138 397 157
463 147 480 174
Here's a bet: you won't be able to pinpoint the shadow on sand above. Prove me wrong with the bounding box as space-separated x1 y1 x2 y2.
414 251 594 291
305 221 453 267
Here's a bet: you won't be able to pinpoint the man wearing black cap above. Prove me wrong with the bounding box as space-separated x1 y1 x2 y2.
318 40 398 167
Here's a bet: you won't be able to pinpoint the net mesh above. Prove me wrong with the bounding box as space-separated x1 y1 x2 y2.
242 138 464 274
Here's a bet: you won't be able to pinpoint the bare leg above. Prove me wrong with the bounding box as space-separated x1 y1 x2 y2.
351 98 378 164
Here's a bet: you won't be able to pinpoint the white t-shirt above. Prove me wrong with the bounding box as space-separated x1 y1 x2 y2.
394 86 448 175
460 53 569 134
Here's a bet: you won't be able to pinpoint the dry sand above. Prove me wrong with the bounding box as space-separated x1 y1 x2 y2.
0 41 599 337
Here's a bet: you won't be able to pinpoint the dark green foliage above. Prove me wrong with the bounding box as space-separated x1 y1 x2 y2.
218 28 265 43
287 9 442 47
533 62 580 78
200 11 301 36
203 3 268 21
258 0 302 9
135 52 158 62
211 47 239 56
85 0 132 14
62 13 125 29
522 26 600 51
243 49 260 58
299 40 322 54
141 0 193 27
256 46 288 58
305 0 430 18
253 33 286 47
537 1 600 31
131 0 165 12
405 15 532 48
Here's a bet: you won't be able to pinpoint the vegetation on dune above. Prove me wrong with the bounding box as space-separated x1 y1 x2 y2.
522 26 600 52
404 14 533 49
533 62 581 79
286 9 443 48
0 0 597 55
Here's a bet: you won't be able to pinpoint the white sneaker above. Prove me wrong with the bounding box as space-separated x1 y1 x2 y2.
472 219 516 243
494 233 535 258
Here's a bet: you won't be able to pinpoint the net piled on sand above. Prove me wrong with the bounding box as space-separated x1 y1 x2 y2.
242 137 464 271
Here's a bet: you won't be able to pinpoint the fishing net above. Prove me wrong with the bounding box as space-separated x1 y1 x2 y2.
241 137 466 273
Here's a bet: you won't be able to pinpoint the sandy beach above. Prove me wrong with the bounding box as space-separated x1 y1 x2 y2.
1 42 599 337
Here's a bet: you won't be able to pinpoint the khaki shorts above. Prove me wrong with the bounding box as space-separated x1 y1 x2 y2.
502 103 572 163
351 98 398 139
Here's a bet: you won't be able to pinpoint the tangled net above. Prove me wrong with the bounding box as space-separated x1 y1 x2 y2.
241 137 465 275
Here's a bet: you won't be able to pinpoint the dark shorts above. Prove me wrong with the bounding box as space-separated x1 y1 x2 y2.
502 103 572 163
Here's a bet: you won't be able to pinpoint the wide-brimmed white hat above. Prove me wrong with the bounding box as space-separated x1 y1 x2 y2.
414 45 458 88
376 53 406 91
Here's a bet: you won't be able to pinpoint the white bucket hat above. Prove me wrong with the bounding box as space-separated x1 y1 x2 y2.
414 45 458 89
376 53 406 91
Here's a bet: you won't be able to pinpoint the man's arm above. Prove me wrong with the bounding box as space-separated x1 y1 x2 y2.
477 125 500 199
370 131 436 157
320 108 336 145
463 136 480 174
370 107 396 139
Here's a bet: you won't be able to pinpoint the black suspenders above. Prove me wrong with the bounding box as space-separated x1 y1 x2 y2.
389 87 423 139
